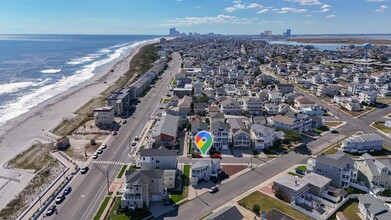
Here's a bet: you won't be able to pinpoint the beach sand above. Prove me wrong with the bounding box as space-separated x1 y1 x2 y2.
0 38 160 210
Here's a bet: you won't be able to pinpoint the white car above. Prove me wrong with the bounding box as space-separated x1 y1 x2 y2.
92 154 98 159
100 144 107 149
97 149 103 154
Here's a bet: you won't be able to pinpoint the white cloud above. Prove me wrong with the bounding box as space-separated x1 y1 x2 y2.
163 14 257 26
277 7 308 13
375 4 388 12
257 9 269 14
260 20 284 25
285 0 322 5
305 20 315 24
225 1 265 12
196 5 202 9
326 14 336 18
367 0 387 2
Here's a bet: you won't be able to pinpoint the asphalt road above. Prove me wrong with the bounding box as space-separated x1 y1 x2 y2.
158 152 309 220
48 53 182 220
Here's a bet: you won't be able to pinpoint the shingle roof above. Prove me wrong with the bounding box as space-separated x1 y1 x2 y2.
125 170 164 184
155 114 179 138
205 206 243 220
316 152 355 169
211 121 229 131
138 148 177 157
358 194 391 219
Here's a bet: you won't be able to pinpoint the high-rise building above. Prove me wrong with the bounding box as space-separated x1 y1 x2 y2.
283 29 292 38
169 28 179 36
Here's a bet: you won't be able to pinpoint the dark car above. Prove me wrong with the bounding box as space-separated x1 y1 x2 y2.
64 186 72 195
331 130 339 134
209 186 219 193
295 170 305 175
46 205 57 216
55 194 65 204
80 166 89 174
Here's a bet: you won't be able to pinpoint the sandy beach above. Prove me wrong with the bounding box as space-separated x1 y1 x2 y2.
0 38 160 210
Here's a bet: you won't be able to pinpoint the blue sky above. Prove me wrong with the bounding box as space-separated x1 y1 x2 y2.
0 0 390 35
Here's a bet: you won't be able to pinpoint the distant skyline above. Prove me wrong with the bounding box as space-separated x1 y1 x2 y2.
0 0 390 35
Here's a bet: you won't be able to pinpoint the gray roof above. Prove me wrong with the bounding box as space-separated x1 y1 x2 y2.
358 194 391 219
344 134 383 144
191 121 208 134
357 153 391 176
139 148 177 157
155 114 179 138
125 170 164 184
265 209 295 220
209 112 224 120
211 121 229 131
192 159 219 170
316 152 355 169
274 175 308 191
303 173 331 189
205 206 243 220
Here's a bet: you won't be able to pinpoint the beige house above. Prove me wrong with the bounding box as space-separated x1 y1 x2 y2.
93 106 114 127
355 153 391 191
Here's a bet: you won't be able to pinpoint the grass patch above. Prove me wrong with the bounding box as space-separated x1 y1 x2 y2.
188 141 195 155
7 142 55 172
117 165 128 179
373 122 391 133
328 200 360 220
323 143 341 155
325 121 343 127
94 197 111 220
295 166 307 173
109 197 152 220
264 142 290 155
128 164 137 171
170 164 190 203
313 128 324 134
52 115 90 136
238 191 312 220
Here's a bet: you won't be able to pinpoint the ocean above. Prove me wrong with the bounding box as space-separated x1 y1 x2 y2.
0 34 160 127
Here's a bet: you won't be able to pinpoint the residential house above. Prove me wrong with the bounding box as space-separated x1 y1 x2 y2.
194 103 205 115
211 121 230 150
178 95 192 115
209 112 225 123
307 152 358 188
357 194 391 220
228 118 251 149
341 134 383 154
250 124 276 151
242 97 263 115
355 153 391 191
276 84 294 95
359 91 377 105
153 114 179 147
220 98 242 115
194 80 203 95
268 90 283 103
191 159 221 182
93 106 114 127
137 149 178 170
268 113 311 134
120 170 169 209
294 96 315 109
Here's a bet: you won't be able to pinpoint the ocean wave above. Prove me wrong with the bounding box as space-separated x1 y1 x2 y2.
0 40 148 126
66 55 98 65
40 69 61 74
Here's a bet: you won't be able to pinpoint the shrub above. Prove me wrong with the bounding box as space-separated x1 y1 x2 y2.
252 204 260 214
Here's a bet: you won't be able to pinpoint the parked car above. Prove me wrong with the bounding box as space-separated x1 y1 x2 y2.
100 144 107 149
209 186 219 193
331 130 339 134
81 166 89 174
111 131 117 135
46 205 57 216
131 141 137 146
92 153 98 159
210 153 222 159
134 136 140 141
295 170 305 175
55 194 65 204
64 186 72 195
123 120 127 124
192 153 203 158
97 149 103 154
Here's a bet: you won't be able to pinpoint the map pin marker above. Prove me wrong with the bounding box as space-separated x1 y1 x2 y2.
195 131 213 156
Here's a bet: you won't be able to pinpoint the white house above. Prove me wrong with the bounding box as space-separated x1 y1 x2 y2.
268 90 283 103
341 133 383 154
250 124 276 151
242 97 263 115
357 194 391 220
211 121 230 150
359 91 377 105
137 149 178 170
191 159 221 183
93 106 114 126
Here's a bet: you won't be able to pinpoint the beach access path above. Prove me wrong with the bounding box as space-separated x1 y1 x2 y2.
0 39 160 211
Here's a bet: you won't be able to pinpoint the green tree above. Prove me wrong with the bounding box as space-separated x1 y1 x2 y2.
252 204 260 214
284 130 303 142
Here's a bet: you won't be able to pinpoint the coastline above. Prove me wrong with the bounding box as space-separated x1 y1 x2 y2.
286 37 391 45
0 38 160 210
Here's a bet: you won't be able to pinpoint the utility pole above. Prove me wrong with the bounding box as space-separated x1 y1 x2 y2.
251 153 253 170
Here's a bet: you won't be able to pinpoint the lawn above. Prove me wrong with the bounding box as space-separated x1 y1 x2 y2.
108 197 152 220
295 166 307 173
323 144 341 155
94 197 111 220
288 172 303 178
170 164 190 203
325 121 343 127
373 122 391 133
117 165 128 179
264 143 290 156
346 187 366 195
328 200 360 220
238 191 312 220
